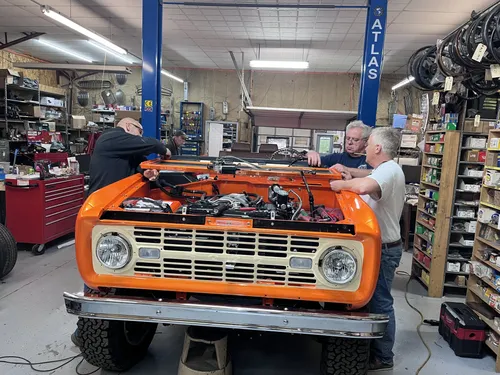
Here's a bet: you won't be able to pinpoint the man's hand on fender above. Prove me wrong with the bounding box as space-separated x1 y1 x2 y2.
143 169 159 181
330 180 343 192
307 151 322 166
329 163 345 173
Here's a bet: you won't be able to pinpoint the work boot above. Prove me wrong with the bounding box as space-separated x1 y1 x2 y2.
368 357 394 372
71 329 82 347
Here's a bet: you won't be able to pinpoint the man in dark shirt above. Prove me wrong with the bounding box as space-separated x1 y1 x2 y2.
307 121 372 171
165 130 187 156
72 118 169 347
88 118 170 195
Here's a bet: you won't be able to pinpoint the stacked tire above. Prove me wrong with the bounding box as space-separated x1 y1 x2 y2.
0 224 17 278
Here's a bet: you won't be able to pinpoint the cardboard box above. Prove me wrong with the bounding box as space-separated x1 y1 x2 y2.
115 110 140 122
395 157 419 166
464 167 484 177
491 138 500 150
23 106 42 118
401 134 418 148
478 207 497 223
479 151 487 162
464 119 496 133
465 150 480 162
0 68 22 88
456 207 476 217
494 190 500 207
485 170 500 187
459 236 474 246
465 137 487 149
486 152 500 167
71 115 87 129
405 115 423 133
447 262 461 272
459 180 481 193
465 221 477 233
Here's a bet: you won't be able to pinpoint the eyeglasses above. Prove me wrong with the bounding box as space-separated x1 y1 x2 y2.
131 123 143 135
346 136 364 143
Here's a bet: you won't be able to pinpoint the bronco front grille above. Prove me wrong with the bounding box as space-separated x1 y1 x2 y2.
132 227 319 287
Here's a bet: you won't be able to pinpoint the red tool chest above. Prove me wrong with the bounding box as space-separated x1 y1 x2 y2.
438 302 486 358
6 175 84 254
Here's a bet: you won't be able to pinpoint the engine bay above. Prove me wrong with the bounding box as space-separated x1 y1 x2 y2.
118 169 345 224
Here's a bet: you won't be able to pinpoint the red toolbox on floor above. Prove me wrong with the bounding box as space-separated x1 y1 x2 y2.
438 302 486 358
5 175 84 253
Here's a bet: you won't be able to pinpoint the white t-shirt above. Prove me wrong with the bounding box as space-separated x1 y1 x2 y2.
361 160 405 244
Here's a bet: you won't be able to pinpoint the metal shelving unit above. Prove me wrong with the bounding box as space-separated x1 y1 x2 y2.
444 128 490 294
1 79 69 145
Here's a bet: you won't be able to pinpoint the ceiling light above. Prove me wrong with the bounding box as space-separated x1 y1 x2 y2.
249 60 309 69
161 70 184 83
37 39 93 63
87 41 135 64
41 6 127 55
392 76 415 91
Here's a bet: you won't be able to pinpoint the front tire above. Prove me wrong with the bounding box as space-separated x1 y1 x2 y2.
77 318 157 372
0 224 17 278
320 337 370 375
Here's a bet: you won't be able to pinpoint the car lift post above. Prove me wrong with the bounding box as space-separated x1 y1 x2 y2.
141 0 163 140
358 0 388 127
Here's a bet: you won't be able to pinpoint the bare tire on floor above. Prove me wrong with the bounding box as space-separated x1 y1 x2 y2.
320 337 370 375
0 224 17 278
77 318 157 372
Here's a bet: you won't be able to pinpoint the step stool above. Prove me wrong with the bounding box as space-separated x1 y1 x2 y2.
178 327 232 375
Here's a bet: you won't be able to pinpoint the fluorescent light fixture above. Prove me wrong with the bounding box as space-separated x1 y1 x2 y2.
37 39 93 63
87 41 135 64
392 76 415 91
41 6 127 55
249 60 309 69
161 69 184 83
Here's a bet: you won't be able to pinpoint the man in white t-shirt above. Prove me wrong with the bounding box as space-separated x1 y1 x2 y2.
330 127 405 372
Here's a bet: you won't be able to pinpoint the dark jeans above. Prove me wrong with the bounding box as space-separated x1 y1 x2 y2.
368 243 403 364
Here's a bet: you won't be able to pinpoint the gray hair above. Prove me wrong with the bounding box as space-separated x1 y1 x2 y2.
370 127 401 158
346 120 372 140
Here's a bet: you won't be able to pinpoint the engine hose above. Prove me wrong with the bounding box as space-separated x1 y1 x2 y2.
289 189 302 220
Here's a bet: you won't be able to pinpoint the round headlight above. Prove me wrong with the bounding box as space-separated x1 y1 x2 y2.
96 234 131 270
321 248 357 284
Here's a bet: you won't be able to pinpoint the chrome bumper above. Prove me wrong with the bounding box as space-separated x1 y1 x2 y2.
63 292 388 339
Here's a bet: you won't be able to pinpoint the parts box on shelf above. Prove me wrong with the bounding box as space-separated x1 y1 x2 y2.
464 119 497 134
439 302 486 358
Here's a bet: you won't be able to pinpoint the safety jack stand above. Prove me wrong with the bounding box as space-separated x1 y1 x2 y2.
178 327 232 375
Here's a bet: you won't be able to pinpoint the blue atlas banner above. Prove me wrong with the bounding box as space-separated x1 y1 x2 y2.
358 0 388 127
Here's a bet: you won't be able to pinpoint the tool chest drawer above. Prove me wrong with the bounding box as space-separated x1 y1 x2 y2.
6 175 85 246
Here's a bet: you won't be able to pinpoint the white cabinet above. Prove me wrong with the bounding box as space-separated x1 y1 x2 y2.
206 121 239 157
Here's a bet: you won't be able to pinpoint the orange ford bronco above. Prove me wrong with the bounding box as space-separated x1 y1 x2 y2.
64 158 387 374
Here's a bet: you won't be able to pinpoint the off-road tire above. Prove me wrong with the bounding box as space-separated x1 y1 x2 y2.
77 318 157 372
320 337 370 375
0 224 17 278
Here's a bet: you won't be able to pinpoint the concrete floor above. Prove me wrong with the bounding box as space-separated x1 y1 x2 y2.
0 244 497 375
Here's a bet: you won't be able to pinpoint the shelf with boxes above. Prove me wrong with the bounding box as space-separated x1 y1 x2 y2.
445 122 491 292
180 101 204 156
412 129 462 297
0 71 68 145
466 128 500 373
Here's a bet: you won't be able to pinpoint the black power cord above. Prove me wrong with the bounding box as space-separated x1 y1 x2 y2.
0 354 100 375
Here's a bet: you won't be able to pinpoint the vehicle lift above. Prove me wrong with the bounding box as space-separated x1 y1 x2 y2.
140 1 388 373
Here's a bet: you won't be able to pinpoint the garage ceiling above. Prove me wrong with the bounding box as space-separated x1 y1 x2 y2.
0 0 497 74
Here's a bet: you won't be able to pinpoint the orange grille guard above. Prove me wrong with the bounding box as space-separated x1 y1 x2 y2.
76 168 382 310
63 292 388 339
